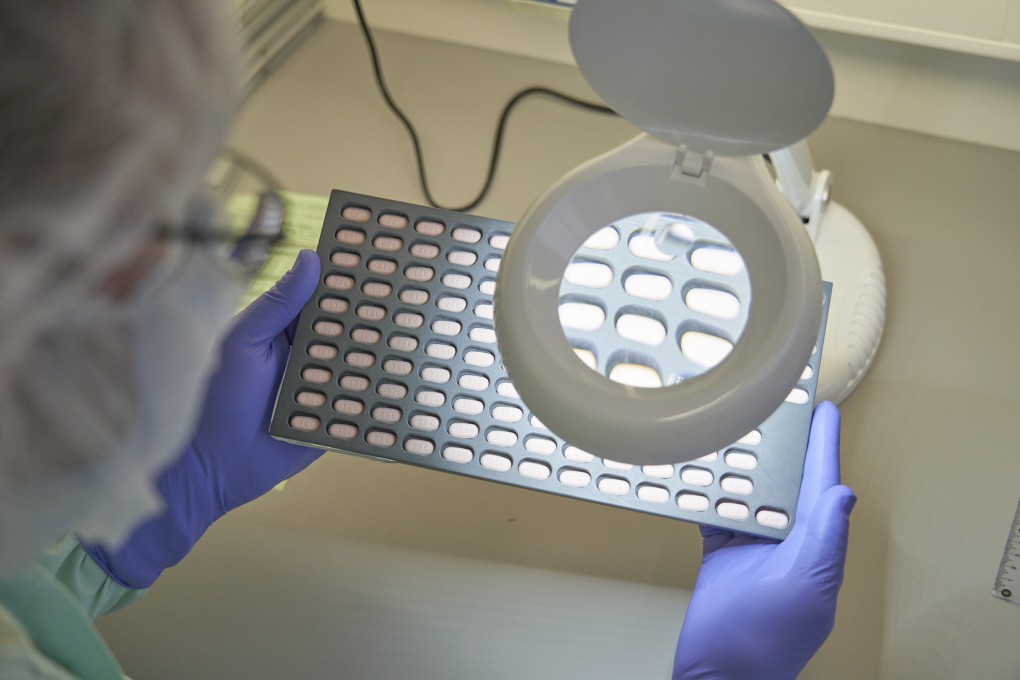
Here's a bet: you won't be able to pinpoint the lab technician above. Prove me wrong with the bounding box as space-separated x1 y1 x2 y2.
0 2 856 679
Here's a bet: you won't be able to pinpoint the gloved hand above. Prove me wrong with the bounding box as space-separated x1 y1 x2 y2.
673 401 856 680
83 249 324 589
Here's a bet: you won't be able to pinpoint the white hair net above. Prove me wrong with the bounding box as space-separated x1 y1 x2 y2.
0 1 239 477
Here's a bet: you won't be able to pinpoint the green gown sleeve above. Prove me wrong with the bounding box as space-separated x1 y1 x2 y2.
0 536 144 679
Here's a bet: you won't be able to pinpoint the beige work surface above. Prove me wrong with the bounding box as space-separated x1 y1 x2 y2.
97 21 1020 679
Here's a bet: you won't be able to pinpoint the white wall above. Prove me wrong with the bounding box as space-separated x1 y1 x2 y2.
324 0 1020 152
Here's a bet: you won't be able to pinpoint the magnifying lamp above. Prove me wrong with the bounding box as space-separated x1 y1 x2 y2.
496 0 881 466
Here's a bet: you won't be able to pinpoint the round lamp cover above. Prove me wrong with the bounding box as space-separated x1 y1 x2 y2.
569 0 834 156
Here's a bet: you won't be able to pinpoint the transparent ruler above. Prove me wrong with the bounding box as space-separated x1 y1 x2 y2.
993 498 1020 605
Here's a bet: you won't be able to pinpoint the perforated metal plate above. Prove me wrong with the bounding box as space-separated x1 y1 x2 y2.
270 190 830 539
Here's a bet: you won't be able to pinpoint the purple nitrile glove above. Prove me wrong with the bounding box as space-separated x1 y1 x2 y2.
673 401 856 680
84 249 324 589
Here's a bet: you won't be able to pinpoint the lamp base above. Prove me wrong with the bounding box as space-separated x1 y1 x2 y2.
812 201 886 404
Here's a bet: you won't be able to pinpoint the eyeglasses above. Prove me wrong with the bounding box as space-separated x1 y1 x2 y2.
162 190 285 277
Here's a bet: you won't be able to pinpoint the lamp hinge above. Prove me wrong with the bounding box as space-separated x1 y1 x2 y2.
673 144 714 179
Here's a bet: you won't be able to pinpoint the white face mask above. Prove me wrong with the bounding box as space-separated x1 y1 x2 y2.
0 245 244 576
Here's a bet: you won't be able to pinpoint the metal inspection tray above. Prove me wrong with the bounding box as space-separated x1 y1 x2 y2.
270 190 830 539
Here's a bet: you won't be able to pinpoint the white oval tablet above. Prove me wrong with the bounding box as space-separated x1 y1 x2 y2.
469 327 496 344
319 297 349 314
680 331 733 368
480 453 512 472
330 251 360 268
421 366 451 383
442 273 472 289
339 375 369 391
328 422 358 440
597 477 630 496
756 509 790 529
382 358 413 375
785 388 810 405
371 406 402 424
399 288 429 305
405 265 435 282
442 445 473 464
308 344 338 360
519 461 551 480
487 429 518 447
616 314 666 346
452 227 482 243
641 464 675 479
680 467 714 487
608 363 662 388
738 430 763 446
362 282 392 298
301 367 331 384
623 272 672 301
628 233 674 262
525 437 556 455
373 235 403 252
388 335 418 352
720 475 754 496
333 398 364 416
432 319 462 336
378 213 408 229
495 381 519 399
289 415 320 432
458 373 489 391
345 351 375 368
603 459 633 471
484 257 501 272
356 305 386 321
478 280 497 295
341 206 371 222
437 296 467 313
449 421 479 439
636 484 669 503
336 228 366 244
583 226 620 251
367 258 398 275
474 303 494 320
350 328 381 344
564 261 614 289
377 382 408 399
394 312 424 329
410 243 440 259
325 274 354 291
717 501 750 521
415 389 446 407
686 288 741 320
425 342 456 360
491 405 524 423
691 247 744 276
559 469 591 488
725 450 758 471
447 250 477 266
453 397 484 415
677 493 710 512
296 391 327 408
489 233 510 249
405 438 435 456
415 220 444 236
564 446 595 463
465 350 495 367
366 430 396 448
410 414 440 431
313 321 343 337
559 302 605 331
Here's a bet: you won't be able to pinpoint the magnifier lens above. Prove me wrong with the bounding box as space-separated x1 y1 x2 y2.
557 211 751 389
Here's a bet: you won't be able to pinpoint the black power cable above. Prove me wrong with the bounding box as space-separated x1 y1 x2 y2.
351 0 617 213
